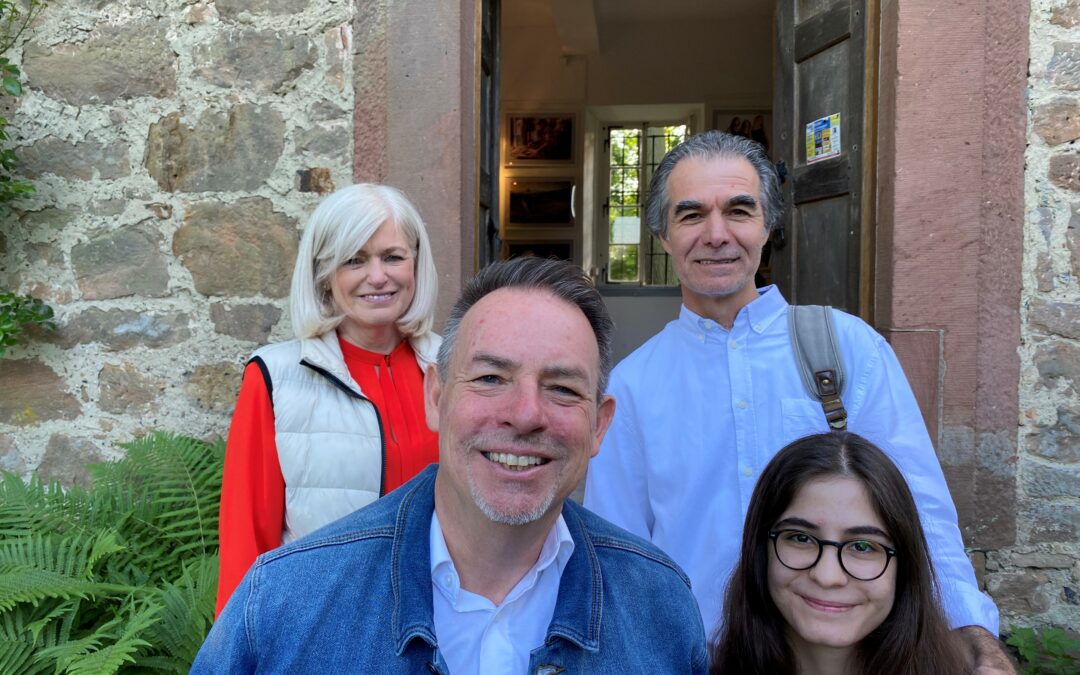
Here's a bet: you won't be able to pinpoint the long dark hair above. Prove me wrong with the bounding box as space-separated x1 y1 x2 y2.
709 432 970 675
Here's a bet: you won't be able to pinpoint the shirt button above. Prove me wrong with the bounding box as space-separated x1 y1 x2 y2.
737 400 747 409
443 574 453 587
730 340 738 350
743 467 753 477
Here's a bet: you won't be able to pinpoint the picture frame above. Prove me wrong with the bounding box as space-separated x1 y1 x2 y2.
504 112 575 165
505 177 575 227
502 239 574 263
712 110 772 154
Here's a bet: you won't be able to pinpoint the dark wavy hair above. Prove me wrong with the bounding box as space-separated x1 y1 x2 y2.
709 432 970 675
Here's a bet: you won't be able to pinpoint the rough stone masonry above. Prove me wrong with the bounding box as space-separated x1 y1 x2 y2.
0 0 352 480
1002 0 1080 631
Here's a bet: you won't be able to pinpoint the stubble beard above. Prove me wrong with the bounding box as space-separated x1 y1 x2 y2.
462 431 565 526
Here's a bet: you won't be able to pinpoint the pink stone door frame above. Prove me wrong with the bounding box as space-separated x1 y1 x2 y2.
352 0 480 327
875 0 1027 549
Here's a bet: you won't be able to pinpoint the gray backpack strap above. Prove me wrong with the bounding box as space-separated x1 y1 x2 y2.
788 305 847 430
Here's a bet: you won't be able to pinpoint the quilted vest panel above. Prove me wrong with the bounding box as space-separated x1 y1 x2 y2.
255 339 383 544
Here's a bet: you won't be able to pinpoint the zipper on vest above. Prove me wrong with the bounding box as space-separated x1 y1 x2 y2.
300 361 388 497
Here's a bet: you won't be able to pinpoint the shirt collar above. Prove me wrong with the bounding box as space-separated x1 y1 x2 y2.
392 469 603 656
677 284 788 336
429 511 575 607
338 333 415 366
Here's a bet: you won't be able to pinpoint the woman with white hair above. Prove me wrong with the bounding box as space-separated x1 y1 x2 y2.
215 184 440 615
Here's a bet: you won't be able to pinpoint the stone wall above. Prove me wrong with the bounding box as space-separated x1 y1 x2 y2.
0 0 355 484
1011 0 1080 630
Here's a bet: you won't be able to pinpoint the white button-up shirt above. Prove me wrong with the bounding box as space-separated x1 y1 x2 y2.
585 286 999 636
430 511 574 675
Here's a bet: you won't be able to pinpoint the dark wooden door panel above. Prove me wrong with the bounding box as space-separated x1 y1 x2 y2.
774 0 870 317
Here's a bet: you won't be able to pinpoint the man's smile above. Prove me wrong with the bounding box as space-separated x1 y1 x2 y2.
482 451 551 471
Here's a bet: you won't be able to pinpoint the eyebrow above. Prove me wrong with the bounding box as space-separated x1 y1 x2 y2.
673 200 703 216
471 353 516 371
470 354 591 386
728 194 759 210
773 517 890 539
672 194 760 216
348 244 409 257
542 364 590 385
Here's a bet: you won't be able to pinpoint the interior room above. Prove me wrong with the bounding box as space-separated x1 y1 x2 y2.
499 0 775 358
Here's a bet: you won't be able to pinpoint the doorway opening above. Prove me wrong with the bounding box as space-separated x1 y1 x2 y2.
493 0 872 359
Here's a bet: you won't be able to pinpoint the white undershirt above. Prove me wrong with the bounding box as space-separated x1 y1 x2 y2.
430 511 574 675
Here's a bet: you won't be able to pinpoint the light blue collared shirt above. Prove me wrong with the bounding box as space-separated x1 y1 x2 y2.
585 285 998 636
430 511 574 675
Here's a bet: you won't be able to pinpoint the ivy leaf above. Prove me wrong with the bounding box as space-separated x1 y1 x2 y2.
2 76 19 96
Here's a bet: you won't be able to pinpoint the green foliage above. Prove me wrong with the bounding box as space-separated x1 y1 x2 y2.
0 291 54 357
1007 625 1080 675
605 124 688 283
0 0 44 208
0 432 224 674
0 2 50 358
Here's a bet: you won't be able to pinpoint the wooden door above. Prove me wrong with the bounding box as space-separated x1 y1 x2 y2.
773 0 876 318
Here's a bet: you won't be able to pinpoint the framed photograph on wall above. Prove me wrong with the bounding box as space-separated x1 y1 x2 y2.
504 112 575 165
505 177 575 227
502 239 574 262
712 110 772 154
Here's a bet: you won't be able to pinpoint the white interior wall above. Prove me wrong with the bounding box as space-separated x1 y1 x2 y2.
502 17 773 109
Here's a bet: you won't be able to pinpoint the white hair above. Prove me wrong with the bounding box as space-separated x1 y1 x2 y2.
289 183 438 340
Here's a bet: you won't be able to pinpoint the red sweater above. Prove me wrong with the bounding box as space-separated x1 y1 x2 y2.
215 337 438 616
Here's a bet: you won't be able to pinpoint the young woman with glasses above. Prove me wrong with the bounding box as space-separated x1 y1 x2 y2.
710 431 970 675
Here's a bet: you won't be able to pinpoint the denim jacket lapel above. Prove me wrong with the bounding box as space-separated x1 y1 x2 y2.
544 500 602 653
391 466 440 657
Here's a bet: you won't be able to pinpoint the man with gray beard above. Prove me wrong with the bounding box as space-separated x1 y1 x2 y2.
193 256 706 674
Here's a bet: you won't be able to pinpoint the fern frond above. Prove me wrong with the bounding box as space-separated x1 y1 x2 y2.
143 555 217 668
40 600 159 675
0 432 225 672
0 639 43 675
0 604 60 675
0 565 97 612
97 433 224 565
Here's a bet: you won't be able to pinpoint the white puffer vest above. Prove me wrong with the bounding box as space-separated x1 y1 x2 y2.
251 330 441 544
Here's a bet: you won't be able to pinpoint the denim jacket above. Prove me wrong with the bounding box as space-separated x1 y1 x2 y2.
193 465 707 674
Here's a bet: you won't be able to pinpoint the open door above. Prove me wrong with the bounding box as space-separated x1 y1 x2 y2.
773 0 876 319
478 0 501 269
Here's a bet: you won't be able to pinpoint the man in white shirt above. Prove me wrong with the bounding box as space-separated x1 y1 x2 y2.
194 257 707 674
584 130 1014 673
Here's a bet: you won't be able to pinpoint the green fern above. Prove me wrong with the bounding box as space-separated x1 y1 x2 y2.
0 432 224 674
37 600 158 675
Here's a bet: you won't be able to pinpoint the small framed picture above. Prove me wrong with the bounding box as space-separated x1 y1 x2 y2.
712 110 771 154
502 239 574 262
505 178 575 227
504 112 575 165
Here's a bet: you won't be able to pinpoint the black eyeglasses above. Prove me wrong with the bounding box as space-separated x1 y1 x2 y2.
768 529 897 581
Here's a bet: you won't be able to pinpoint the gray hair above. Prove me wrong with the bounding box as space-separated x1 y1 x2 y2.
289 183 438 340
436 257 614 400
645 130 783 238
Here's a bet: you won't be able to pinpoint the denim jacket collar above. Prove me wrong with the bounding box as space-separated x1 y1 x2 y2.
390 466 602 656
